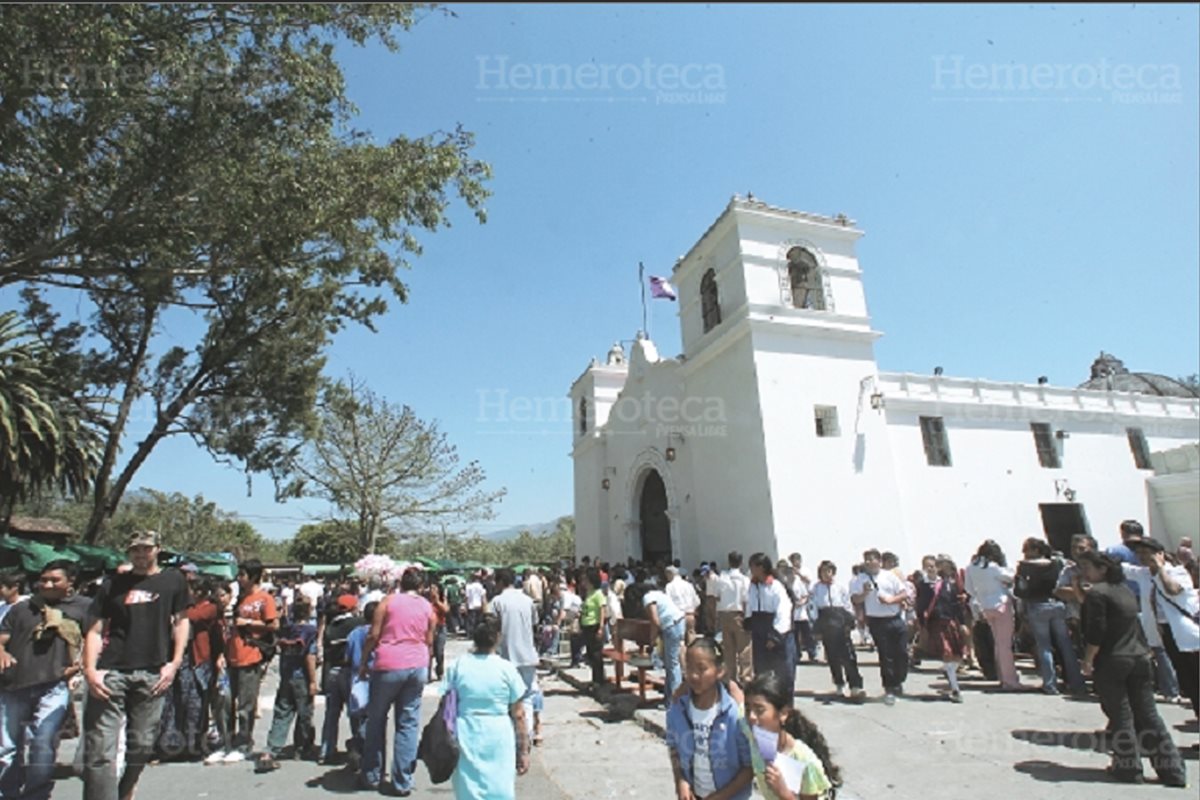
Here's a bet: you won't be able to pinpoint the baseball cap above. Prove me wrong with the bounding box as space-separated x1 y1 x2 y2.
126 530 161 549
336 594 359 612
180 562 199 574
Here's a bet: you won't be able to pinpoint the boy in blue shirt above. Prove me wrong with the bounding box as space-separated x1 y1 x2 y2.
257 599 319 771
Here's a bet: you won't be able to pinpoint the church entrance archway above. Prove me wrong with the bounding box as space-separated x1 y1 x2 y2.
639 470 672 564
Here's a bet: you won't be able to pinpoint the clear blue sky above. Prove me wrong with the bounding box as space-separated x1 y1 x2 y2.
23 4 1200 540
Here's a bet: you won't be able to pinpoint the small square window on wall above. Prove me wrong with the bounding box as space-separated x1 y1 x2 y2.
814 405 840 437
1030 422 1060 468
1126 427 1152 470
919 416 952 466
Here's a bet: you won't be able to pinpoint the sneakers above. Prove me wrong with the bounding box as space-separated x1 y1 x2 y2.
204 750 227 765
833 685 847 698
850 688 867 702
883 693 896 706
222 750 246 764
948 690 963 704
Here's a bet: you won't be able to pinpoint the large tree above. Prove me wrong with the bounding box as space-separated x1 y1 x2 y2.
286 378 504 554
0 5 490 542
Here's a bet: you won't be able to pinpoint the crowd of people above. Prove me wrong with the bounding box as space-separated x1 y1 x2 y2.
0 520 1193 798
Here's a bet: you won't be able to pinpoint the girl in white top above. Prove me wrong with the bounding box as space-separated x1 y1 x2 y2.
964 540 1022 690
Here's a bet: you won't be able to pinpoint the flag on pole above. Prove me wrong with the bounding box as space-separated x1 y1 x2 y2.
648 275 677 301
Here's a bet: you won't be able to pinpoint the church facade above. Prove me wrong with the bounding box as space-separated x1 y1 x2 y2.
569 198 1200 571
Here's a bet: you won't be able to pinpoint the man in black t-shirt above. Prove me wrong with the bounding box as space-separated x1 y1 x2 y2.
0 559 90 799
81 529 191 800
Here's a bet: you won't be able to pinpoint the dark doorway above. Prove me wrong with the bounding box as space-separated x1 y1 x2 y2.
1039 503 1090 555
639 470 672 564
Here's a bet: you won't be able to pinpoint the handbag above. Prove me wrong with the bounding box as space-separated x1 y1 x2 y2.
419 670 460 784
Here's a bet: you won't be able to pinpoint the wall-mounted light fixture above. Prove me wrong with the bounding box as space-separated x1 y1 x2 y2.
665 447 676 462
1055 430 1069 440
601 478 611 490
869 391 885 411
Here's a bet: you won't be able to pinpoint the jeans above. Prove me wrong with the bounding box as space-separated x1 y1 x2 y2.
430 625 447 680
267 673 315 756
660 618 686 700
1150 645 1180 698
230 663 266 754
516 665 537 740
157 660 212 758
361 667 426 792
867 615 909 693
320 666 350 760
1095 655 1184 781
0 679 71 800
82 669 167 800
1025 601 1084 693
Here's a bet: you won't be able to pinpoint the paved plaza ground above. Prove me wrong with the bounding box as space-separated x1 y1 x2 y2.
50 637 1197 799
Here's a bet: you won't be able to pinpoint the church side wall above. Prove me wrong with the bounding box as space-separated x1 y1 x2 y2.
572 438 606 561
883 404 1200 564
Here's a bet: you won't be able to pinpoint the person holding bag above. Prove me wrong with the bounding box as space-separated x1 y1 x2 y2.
811 560 865 701
442 617 530 800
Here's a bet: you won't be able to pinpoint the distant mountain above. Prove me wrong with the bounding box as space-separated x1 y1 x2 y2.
482 519 562 542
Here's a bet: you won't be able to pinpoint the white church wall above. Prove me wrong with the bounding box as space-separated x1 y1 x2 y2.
678 331 777 565
571 437 606 560
881 391 1200 567
751 329 909 573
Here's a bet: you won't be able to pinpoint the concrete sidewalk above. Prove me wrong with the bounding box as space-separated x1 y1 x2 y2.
546 647 1198 800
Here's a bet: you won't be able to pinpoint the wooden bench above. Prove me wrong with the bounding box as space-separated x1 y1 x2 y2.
602 618 664 704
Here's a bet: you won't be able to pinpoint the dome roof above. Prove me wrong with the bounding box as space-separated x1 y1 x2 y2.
1078 352 1200 398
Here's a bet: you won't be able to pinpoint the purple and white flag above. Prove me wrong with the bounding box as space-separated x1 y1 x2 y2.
648 275 677 301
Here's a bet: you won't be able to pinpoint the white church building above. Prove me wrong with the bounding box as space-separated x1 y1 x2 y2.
569 197 1200 572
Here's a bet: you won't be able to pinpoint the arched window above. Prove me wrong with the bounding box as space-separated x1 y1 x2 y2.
700 269 721 333
787 246 825 310
579 397 588 434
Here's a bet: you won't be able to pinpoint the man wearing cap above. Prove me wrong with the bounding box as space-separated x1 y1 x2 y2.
82 530 191 800
1130 536 1200 715
318 594 362 764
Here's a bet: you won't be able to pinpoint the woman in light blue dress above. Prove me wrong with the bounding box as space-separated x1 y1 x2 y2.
443 617 530 799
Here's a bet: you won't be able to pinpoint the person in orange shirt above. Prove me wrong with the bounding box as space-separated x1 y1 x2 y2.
222 559 279 763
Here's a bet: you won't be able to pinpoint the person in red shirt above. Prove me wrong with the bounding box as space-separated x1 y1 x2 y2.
222 560 279 763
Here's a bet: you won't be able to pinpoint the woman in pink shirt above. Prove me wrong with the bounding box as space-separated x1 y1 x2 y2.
358 569 434 795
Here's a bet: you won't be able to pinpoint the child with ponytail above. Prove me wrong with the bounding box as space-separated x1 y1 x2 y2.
744 672 841 799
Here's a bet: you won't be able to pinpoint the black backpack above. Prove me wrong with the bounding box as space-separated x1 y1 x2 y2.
418 674 459 784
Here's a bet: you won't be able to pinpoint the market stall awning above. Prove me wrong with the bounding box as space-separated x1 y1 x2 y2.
0 535 80 573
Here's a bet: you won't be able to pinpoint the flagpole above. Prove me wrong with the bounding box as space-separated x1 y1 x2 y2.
639 261 648 338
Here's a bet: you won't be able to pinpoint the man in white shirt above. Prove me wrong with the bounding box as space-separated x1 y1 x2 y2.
812 559 865 699
1130 537 1199 715
464 574 487 633
850 548 912 705
490 568 540 738
298 575 323 622
560 583 584 667
716 552 751 684
788 553 819 662
665 566 701 644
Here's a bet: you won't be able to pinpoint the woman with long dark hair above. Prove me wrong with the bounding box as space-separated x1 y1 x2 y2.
964 540 1021 690
746 553 795 698
1017 537 1085 695
1077 550 1185 786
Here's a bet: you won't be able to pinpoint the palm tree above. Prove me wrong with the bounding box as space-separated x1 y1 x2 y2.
0 311 102 522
